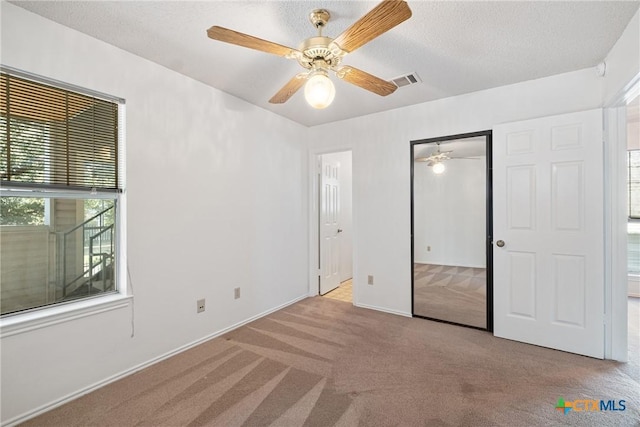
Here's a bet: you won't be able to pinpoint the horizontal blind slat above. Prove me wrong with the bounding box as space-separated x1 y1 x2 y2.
1 73 120 190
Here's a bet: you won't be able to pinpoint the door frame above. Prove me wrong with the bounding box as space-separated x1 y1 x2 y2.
308 148 354 301
410 130 493 331
604 72 639 361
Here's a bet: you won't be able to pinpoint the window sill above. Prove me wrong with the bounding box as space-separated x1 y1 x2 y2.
0 293 132 338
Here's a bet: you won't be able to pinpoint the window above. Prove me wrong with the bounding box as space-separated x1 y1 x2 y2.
628 149 640 277
0 68 124 316
628 150 640 220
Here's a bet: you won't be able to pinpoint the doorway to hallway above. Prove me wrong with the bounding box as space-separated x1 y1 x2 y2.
317 150 353 300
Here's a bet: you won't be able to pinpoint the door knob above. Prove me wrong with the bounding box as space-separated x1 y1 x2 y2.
496 240 505 247
337 229 343 233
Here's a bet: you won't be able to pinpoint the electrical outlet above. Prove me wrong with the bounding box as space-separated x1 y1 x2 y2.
427 246 431 252
197 298 205 313
234 287 241 299
367 275 374 285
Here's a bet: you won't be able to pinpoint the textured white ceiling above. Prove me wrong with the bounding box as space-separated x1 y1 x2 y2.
10 1 640 127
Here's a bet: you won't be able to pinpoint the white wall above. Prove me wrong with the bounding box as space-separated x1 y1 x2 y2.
321 151 353 282
413 157 486 268
604 9 640 103
0 3 309 424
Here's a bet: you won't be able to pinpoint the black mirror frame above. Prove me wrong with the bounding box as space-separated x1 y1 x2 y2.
410 130 493 332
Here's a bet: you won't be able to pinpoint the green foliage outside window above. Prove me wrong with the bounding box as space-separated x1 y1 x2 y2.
0 197 45 225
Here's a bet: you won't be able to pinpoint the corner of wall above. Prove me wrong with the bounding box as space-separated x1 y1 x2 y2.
603 8 640 104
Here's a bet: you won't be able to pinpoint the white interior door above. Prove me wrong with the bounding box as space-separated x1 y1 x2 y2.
320 157 341 295
493 109 604 358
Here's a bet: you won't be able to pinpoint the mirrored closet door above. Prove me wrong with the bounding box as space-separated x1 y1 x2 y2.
411 131 492 330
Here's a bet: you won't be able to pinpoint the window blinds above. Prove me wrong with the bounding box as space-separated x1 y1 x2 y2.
0 72 120 191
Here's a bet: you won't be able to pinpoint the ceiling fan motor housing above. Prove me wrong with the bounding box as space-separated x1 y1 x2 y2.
298 37 341 69
296 9 345 71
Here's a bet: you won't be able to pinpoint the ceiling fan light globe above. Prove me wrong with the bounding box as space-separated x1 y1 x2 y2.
304 73 335 109
432 162 446 174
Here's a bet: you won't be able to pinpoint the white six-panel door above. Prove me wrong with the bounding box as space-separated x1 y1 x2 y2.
493 109 604 358
320 158 341 295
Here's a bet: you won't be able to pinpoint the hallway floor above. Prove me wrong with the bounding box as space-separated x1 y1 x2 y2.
323 279 352 303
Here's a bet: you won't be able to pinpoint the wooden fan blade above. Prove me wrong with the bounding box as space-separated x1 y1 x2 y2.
269 73 308 104
417 159 436 166
332 0 412 53
336 66 397 96
207 26 297 57
415 157 437 166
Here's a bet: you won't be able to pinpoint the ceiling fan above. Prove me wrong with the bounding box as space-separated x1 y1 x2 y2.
206 0 412 109
415 144 482 174
415 146 454 167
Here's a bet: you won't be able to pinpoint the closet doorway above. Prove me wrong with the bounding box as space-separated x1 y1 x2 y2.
411 131 493 330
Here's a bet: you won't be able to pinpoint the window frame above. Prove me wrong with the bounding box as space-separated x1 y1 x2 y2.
0 66 128 330
628 149 640 220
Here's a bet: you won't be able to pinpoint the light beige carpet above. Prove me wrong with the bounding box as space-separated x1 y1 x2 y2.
414 263 487 328
22 297 640 426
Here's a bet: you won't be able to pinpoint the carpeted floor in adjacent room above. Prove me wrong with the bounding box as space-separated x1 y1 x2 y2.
413 263 487 328
22 297 640 426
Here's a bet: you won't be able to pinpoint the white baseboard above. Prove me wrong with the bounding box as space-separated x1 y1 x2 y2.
354 302 412 318
3 293 309 427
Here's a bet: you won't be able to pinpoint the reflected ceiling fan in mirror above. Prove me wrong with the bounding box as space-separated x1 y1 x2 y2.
415 144 452 174
415 143 482 174
206 0 412 109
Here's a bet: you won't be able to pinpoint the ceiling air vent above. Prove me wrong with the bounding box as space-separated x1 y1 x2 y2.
391 72 421 88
